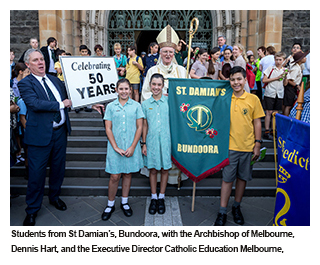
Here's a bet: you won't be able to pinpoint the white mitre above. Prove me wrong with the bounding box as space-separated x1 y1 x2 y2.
156 24 180 50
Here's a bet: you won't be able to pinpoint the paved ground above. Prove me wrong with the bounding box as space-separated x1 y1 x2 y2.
10 195 275 226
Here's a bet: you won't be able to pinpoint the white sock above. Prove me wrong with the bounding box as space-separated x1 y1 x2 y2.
151 193 158 200
105 200 115 212
159 193 165 199
122 197 130 210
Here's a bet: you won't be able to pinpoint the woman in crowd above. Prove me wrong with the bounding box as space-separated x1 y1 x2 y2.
189 48 209 79
233 43 250 92
218 47 234 80
207 47 220 80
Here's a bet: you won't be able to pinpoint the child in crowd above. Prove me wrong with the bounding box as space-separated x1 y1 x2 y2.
283 50 308 116
126 44 144 102
247 54 257 94
141 73 171 215
79 45 89 56
10 49 15 80
113 43 127 79
214 66 265 226
11 62 29 98
54 49 66 82
175 40 188 66
218 48 234 80
262 51 288 139
101 78 144 221
255 46 266 102
143 42 159 77
11 63 30 166
190 48 209 79
17 94 28 177
259 46 276 81
76 45 91 113
94 44 104 57
283 43 302 67
183 46 199 70
207 47 220 79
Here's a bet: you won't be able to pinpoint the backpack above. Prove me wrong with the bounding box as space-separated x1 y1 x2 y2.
246 63 256 89
127 56 143 75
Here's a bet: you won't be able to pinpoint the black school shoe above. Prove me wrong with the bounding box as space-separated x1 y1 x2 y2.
121 203 133 217
232 205 244 225
149 199 158 215
101 205 115 221
157 199 165 214
214 212 227 226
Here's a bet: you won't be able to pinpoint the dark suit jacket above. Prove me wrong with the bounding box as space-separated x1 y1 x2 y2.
40 46 59 74
18 74 71 146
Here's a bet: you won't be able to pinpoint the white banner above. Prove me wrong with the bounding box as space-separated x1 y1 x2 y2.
60 56 118 108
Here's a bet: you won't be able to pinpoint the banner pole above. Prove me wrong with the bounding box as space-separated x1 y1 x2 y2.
187 17 199 212
272 112 278 187
295 82 305 120
191 182 196 212
177 171 181 190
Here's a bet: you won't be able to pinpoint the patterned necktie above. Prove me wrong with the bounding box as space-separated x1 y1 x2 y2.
42 77 61 123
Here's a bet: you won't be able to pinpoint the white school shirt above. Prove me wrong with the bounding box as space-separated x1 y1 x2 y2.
263 66 285 99
260 55 275 80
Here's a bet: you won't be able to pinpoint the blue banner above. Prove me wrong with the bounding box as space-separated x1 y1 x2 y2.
168 78 233 182
273 114 310 226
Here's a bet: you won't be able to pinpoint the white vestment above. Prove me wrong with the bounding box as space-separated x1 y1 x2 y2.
141 62 188 102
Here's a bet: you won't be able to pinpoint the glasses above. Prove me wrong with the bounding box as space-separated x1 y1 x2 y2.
161 50 174 55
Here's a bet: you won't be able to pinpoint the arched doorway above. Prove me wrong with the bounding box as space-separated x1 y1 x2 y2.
135 30 187 55
107 10 213 56
136 30 160 55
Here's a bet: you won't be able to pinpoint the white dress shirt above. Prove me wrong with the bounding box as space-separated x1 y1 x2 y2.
32 73 66 127
47 46 57 73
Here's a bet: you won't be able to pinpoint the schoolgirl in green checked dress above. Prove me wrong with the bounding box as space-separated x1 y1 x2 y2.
101 78 144 221
141 73 171 215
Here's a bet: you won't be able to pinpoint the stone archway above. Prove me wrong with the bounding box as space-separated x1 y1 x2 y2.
105 10 215 56
79 10 242 56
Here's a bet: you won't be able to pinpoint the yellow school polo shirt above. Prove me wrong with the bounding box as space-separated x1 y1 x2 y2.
229 91 265 152
125 56 143 84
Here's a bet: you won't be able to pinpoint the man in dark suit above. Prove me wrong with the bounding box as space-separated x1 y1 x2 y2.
18 48 72 226
40 37 59 76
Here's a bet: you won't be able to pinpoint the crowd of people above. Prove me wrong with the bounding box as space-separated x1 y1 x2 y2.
10 25 310 226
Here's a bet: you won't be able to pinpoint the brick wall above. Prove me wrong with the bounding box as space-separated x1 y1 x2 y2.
10 10 39 62
282 10 310 56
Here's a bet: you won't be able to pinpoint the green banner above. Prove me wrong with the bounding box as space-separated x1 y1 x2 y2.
168 78 233 182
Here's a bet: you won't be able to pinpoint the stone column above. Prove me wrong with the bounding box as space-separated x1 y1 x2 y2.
247 10 260 55
263 10 283 52
239 10 248 48
234 10 241 44
38 10 82 55
39 10 59 47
